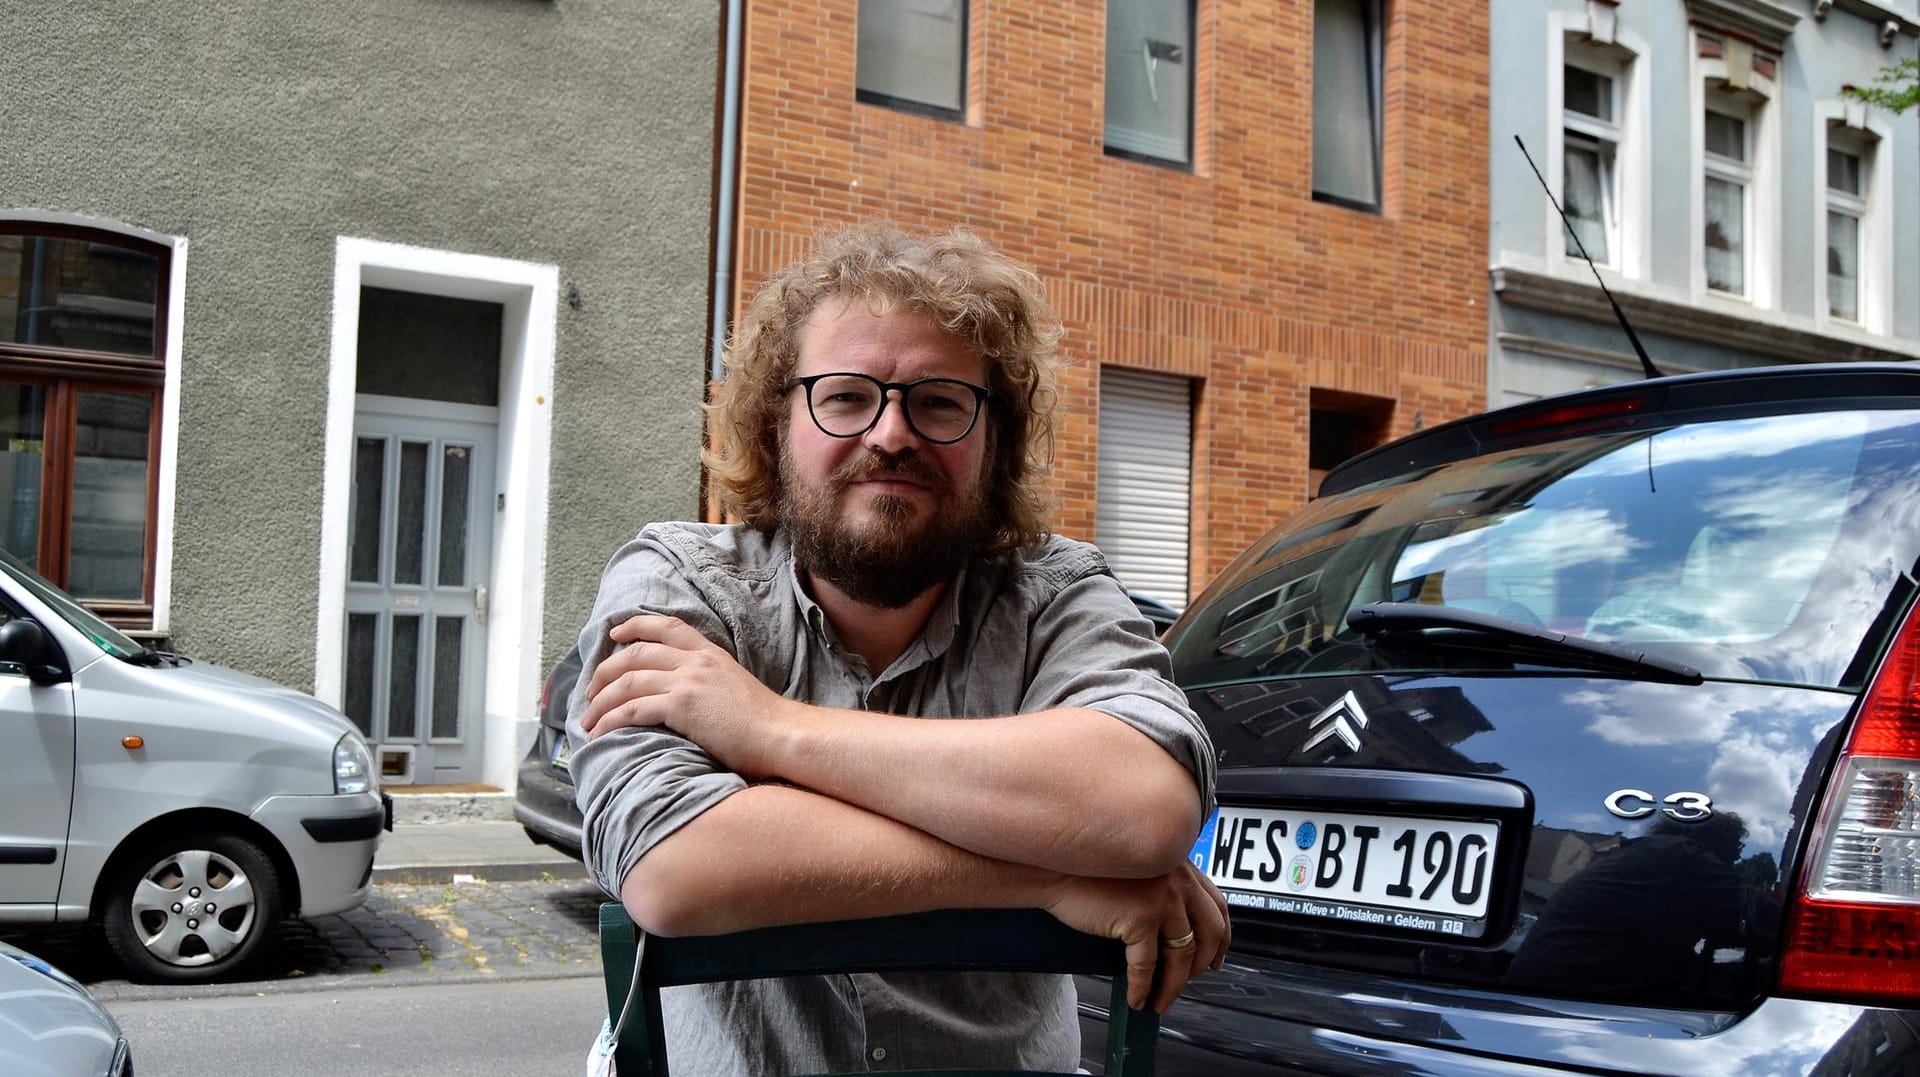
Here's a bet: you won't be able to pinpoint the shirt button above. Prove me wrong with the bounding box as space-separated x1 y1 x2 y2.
871 1046 888 1062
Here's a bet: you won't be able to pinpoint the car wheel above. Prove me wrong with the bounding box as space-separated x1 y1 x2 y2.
101 832 281 983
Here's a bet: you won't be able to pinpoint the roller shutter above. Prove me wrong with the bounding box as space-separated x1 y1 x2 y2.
1095 366 1193 609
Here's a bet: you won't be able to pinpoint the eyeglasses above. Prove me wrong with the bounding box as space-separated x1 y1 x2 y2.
786 372 991 445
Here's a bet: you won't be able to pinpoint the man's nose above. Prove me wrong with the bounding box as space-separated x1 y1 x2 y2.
862 390 922 451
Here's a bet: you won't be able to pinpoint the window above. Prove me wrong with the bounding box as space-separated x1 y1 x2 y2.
1562 55 1620 266
1104 0 1195 166
1702 88 1753 297
856 0 967 120
1311 0 1383 208
1824 129 1869 325
1309 388 1392 495
0 225 165 621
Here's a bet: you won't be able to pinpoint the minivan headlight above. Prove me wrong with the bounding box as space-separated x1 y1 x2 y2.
334 733 376 795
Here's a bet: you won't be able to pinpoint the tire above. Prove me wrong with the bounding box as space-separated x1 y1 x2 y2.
101 831 282 984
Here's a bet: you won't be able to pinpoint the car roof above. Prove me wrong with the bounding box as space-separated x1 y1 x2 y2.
1321 361 1920 497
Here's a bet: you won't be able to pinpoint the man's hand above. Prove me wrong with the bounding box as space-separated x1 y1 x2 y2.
579 614 792 778
1042 861 1230 1014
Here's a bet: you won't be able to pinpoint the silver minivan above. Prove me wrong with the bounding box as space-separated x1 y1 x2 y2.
0 550 388 983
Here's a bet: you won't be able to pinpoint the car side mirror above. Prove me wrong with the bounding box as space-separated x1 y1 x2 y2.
0 618 68 685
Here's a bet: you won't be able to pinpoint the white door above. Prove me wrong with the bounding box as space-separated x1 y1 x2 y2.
343 400 496 784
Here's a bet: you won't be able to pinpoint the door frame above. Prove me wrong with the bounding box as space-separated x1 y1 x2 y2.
317 237 555 790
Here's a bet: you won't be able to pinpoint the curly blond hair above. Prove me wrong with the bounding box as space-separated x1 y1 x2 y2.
706 223 1060 556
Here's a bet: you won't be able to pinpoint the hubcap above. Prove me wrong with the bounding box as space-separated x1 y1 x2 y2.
128 849 258 967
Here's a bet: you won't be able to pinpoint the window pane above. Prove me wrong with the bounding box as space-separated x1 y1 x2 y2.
857 0 965 114
68 391 151 601
1105 0 1194 164
1563 140 1611 265
432 616 462 740
0 234 160 358
389 613 420 739
395 441 428 586
438 444 470 588
356 287 502 407
350 437 385 584
345 613 377 737
1311 0 1380 205
1828 211 1859 322
1705 110 1745 162
0 384 46 571
1828 148 1862 196
1705 176 1745 295
1564 66 1613 122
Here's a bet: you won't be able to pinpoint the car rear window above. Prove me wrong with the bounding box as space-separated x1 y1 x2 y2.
1170 407 1920 690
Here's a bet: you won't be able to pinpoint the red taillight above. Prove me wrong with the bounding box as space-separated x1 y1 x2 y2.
1779 596 1920 1004
1485 395 1645 441
539 675 554 715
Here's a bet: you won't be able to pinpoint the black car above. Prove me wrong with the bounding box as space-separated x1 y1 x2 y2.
516 590 1178 860
1073 362 1920 1074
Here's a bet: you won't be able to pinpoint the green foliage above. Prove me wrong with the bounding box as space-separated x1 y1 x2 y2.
1844 58 1920 114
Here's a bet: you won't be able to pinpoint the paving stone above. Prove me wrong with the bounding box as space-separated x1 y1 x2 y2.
0 876 608 994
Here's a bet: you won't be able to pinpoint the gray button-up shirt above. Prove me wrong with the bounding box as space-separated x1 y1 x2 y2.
569 523 1214 1075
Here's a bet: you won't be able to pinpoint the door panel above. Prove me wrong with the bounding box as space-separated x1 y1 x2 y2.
0 668 75 906
345 406 494 783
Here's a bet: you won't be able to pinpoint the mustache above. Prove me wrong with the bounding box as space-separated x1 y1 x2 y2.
832 448 948 491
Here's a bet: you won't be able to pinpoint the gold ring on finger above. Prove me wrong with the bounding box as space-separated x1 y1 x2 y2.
1162 930 1196 950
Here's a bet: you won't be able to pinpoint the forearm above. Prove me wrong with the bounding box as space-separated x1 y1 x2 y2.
763 703 1201 878
620 782 1061 937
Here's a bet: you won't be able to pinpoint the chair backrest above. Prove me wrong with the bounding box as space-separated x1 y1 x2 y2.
598 902 1158 1077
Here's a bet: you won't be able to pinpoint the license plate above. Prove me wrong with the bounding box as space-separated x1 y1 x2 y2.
1190 804 1499 939
549 730 572 773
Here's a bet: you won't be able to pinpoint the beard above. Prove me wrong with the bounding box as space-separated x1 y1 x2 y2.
780 446 993 609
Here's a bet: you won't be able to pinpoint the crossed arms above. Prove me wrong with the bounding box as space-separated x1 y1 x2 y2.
568 549 1227 1012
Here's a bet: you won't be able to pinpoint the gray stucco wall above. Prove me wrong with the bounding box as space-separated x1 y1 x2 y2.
1489 0 1920 402
4 1 718 689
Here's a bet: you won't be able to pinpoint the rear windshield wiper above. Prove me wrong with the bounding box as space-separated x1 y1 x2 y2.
1347 602 1703 685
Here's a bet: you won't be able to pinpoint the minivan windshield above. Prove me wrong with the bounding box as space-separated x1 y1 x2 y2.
0 548 146 659
1169 407 1920 690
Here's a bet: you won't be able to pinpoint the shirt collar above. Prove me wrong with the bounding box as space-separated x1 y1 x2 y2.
783 545 973 677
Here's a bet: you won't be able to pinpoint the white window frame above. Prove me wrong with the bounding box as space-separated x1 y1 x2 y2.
1702 92 1753 297
1545 14 1648 281
1561 52 1621 268
1814 100 1893 335
0 209 186 635
1690 40 1778 309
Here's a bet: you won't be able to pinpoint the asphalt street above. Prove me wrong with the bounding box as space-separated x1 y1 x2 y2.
108 976 609 1077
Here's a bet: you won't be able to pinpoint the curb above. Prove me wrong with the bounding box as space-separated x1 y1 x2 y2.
89 962 605 1004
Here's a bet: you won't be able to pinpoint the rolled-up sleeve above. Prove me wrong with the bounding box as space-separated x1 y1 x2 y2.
568 532 750 897
1018 565 1216 812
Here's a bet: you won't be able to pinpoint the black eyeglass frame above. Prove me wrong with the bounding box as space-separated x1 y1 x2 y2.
785 372 993 445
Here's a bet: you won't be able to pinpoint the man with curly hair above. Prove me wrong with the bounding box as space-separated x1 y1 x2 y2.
569 223 1223 1074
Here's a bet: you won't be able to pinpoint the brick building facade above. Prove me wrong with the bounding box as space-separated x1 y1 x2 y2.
724 0 1490 604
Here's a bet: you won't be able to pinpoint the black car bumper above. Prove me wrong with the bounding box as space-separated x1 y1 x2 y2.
515 752 583 857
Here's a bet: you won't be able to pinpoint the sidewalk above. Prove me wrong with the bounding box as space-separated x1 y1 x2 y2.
373 819 590 885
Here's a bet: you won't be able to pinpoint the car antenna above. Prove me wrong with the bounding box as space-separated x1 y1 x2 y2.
1514 135 1662 380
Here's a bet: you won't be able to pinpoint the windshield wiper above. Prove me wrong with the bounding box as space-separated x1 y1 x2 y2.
1347 602 1703 685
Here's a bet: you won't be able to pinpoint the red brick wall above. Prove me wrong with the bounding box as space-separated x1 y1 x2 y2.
729 0 1489 597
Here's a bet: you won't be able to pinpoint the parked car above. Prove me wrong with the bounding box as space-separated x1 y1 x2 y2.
1073 362 1920 1074
0 549 389 984
0 939 131 1076
516 588 1182 861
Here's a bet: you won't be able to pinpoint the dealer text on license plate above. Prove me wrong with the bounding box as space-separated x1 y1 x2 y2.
1190 805 1499 939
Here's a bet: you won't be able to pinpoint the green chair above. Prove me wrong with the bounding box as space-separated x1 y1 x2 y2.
598 902 1158 1076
